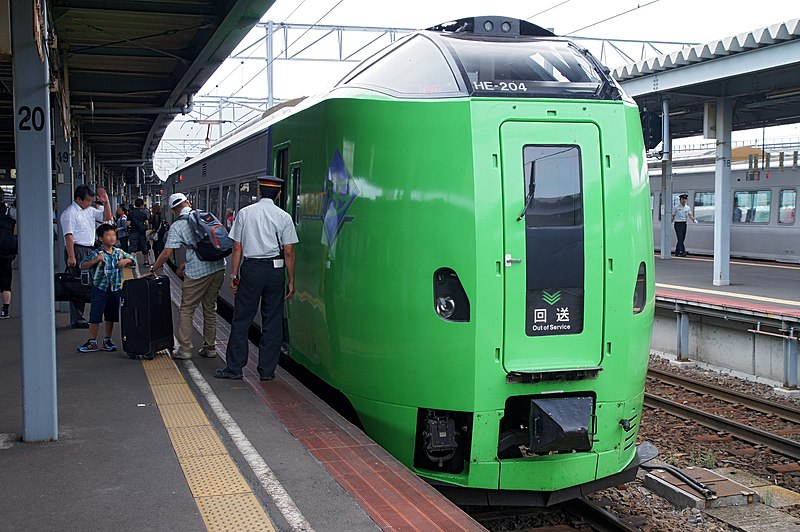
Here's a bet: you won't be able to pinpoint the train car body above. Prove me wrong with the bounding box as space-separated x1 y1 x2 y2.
649 158 800 262
168 17 655 504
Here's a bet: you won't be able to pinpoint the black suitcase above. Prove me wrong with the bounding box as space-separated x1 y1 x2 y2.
121 276 174 359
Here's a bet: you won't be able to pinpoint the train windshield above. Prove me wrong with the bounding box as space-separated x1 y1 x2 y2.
440 36 605 98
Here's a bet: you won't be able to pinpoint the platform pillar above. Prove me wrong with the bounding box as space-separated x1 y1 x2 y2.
676 309 689 361
783 327 798 390
54 107 73 313
11 0 58 442
660 98 672 260
713 98 732 286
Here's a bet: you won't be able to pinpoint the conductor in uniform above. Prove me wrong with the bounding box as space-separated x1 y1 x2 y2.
671 193 696 257
215 176 298 381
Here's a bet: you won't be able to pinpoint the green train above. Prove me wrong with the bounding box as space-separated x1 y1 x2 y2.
168 16 656 505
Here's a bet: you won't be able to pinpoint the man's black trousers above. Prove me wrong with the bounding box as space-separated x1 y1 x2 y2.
225 259 284 378
674 221 687 255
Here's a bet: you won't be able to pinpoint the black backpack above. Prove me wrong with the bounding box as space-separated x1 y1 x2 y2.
178 210 233 261
0 215 17 258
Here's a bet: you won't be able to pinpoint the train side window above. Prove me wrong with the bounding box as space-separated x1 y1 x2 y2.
779 189 796 225
238 181 259 214
733 190 771 224
188 190 197 208
208 186 221 221
197 188 208 212
693 192 715 223
222 184 236 229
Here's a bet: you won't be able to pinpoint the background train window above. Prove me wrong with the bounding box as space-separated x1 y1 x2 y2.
522 145 582 227
779 189 796 225
238 181 259 214
222 184 236 229
187 190 196 209
346 36 460 95
733 190 771 224
197 188 208 212
208 186 221 221
657 193 683 221
693 192 715 223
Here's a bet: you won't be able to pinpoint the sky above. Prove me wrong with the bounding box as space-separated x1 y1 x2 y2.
153 0 800 176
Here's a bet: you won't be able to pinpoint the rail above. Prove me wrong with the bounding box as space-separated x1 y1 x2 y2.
563 497 639 532
647 368 800 424
643 392 800 461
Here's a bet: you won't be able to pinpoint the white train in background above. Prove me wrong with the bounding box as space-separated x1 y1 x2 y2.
650 147 800 263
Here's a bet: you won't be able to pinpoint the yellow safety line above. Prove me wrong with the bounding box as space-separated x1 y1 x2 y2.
656 282 800 308
665 255 800 271
141 355 275 532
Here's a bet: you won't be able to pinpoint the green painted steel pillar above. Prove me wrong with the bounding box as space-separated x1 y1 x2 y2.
11 0 58 442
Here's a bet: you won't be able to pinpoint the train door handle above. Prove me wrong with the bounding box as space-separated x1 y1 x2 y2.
504 254 523 267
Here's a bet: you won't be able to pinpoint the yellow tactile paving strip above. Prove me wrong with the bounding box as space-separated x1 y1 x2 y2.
141 355 275 532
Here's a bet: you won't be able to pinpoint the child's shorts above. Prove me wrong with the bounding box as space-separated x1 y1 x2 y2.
89 286 121 324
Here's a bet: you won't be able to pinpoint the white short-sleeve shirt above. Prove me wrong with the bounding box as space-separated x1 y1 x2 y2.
60 201 104 246
230 198 299 258
672 204 691 223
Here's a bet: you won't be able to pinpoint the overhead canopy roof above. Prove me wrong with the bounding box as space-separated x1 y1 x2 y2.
613 18 800 138
48 0 272 174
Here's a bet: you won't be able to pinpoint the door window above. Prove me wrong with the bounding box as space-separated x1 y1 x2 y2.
522 145 583 336
221 184 236 229
197 188 207 211
693 192 715 223
239 181 259 211
208 186 221 221
780 189 796 225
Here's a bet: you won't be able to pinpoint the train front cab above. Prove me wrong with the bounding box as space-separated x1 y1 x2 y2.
410 97 656 503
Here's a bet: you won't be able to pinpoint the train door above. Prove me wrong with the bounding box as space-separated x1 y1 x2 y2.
288 163 301 223
499 121 605 372
274 144 290 210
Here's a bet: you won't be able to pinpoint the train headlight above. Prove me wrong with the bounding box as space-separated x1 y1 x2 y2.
433 268 470 322
435 296 456 319
632 262 647 314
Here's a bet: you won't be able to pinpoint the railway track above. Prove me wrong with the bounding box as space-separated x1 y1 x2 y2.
469 497 638 532
645 368 800 460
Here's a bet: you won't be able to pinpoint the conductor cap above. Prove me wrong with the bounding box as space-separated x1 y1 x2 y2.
679 193 688 199
258 175 284 188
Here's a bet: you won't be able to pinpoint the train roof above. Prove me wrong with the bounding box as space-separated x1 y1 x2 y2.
170 16 622 179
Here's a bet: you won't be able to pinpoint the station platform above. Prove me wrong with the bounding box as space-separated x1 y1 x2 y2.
0 270 483 531
655 255 800 321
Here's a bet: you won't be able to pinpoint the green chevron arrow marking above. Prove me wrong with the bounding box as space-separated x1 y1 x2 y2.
542 290 561 305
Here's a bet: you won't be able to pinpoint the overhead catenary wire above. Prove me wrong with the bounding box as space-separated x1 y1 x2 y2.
228 0 346 99
565 0 663 35
526 0 573 21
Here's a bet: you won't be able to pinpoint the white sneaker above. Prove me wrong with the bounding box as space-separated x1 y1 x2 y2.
198 348 217 358
172 348 192 360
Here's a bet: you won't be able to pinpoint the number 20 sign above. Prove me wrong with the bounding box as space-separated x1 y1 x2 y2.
17 105 46 132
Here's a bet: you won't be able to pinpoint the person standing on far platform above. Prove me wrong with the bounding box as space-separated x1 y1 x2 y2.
115 204 129 252
128 198 150 264
215 176 298 381
672 193 697 257
61 185 113 328
150 193 226 360
0 202 16 319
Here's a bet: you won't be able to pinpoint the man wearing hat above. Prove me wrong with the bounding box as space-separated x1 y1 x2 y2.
671 193 696 257
150 192 225 359
61 184 113 328
215 176 298 381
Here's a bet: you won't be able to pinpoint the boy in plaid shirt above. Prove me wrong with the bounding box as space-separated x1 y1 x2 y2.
77 223 136 352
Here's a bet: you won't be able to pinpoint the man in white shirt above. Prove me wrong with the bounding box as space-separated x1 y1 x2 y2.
60 185 112 328
215 176 298 381
671 193 696 257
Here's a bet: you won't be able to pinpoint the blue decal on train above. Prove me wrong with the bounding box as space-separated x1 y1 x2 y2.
322 149 359 248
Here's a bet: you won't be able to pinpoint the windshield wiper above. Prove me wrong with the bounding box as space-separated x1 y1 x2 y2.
517 166 535 221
